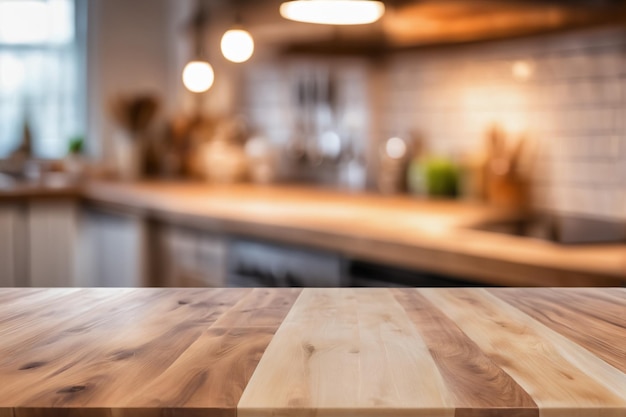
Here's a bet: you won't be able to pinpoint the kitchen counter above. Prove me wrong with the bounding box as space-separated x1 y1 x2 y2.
79 181 626 286
0 287 624 417
0 179 80 200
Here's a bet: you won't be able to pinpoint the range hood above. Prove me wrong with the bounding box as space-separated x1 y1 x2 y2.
223 0 626 55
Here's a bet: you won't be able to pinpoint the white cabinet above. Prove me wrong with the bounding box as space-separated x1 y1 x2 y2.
28 201 79 287
0 200 78 287
80 208 227 288
82 208 147 287
0 204 27 286
2 201 231 288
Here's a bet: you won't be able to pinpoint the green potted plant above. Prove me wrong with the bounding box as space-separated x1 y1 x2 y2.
65 134 85 179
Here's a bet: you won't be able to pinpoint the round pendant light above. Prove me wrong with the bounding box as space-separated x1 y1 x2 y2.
221 28 255 63
182 60 215 93
280 0 385 25
181 3 215 94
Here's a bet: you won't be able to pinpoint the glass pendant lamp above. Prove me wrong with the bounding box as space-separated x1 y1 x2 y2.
182 1 214 93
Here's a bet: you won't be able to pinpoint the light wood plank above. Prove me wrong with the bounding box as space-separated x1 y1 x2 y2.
421 288 626 417
238 288 454 417
392 289 538 417
490 288 626 373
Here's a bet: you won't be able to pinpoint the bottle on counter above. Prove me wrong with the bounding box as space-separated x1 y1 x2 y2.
377 136 410 194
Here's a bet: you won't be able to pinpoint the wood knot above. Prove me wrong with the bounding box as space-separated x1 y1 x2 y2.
19 361 47 370
110 349 136 361
303 343 316 357
178 300 190 305
287 397 305 407
58 385 86 394
190 301 210 308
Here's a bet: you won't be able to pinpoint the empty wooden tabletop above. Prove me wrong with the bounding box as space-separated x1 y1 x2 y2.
0 288 624 417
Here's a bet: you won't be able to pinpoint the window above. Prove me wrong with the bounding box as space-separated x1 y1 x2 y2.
0 0 83 158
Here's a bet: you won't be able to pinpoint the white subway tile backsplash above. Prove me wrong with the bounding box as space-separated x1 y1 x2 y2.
617 156 626 181
619 191 626 218
599 79 622 104
243 27 625 220
585 135 620 159
593 189 622 219
381 28 626 220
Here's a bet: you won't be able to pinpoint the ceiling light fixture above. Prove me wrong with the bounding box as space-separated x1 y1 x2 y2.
280 0 385 25
182 60 215 93
221 28 254 63
182 1 214 94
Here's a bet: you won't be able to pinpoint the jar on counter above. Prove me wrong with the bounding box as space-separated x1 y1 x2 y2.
245 135 277 184
198 119 248 183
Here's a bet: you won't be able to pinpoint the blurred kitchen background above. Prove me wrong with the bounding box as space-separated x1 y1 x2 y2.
0 0 625 288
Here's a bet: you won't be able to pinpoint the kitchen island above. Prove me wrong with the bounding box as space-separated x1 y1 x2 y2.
0 287 624 417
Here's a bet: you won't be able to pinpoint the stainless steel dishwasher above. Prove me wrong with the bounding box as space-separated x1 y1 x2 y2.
227 239 344 287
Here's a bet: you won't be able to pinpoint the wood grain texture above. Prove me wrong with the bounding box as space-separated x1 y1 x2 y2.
13 408 228 417
0 288 245 406
1 288 625 417
0 289 128 360
490 288 626 373
126 289 302 411
0 288 299 417
420 288 626 417
239 288 455 417
212 288 302 328
391 289 539 417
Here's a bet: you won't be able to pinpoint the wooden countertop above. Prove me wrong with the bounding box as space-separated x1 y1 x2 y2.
0 180 80 200
0 288 624 417
80 181 626 286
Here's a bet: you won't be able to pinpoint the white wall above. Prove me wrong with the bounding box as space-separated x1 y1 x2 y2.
86 0 172 160
85 0 242 164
